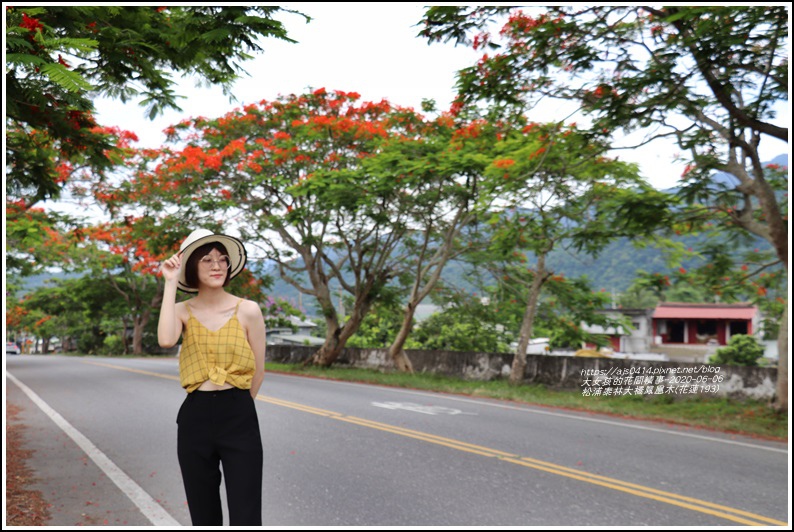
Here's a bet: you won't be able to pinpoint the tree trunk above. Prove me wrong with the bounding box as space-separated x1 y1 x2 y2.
388 303 416 373
390 348 415 373
131 284 163 356
132 311 152 355
310 321 365 366
309 297 371 366
747 165 788 412
119 317 129 355
510 254 547 384
753 169 788 270
307 292 341 366
132 306 157 355
774 304 788 412
310 333 344 367
132 318 145 355
121 328 129 355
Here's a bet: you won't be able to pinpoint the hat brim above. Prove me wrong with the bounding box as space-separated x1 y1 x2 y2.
177 234 247 293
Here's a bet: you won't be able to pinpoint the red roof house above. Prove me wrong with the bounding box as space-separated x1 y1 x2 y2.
652 302 758 346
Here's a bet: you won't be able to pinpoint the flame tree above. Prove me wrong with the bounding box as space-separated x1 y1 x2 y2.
98 90 433 365
102 89 533 367
420 5 789 408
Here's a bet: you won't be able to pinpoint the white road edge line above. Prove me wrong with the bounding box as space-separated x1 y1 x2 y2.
271 373 788 454
7 371 181 526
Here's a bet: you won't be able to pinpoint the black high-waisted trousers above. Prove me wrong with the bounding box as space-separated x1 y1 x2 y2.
177 387 263 526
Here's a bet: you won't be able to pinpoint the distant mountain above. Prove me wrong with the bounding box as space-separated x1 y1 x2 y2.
767 153 788 167
13 271 81 295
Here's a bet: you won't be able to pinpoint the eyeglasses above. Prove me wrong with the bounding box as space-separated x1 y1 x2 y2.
199 255 231 269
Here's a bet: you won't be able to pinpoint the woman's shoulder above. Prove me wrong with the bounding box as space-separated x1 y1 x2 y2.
236 298 263 316
176 299 196 310
175 300 190 316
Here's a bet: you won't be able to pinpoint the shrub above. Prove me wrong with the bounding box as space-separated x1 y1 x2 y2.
709 334 764 366
99 334 125 356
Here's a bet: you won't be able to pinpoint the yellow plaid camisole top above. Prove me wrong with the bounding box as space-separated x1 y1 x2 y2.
179 299 256 393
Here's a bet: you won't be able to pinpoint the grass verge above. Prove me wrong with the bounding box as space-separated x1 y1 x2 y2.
266 362 788 441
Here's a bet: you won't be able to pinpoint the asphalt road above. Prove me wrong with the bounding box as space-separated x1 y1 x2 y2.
5 355 790 527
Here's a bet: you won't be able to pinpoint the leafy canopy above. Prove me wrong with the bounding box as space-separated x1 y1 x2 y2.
6 5 306 203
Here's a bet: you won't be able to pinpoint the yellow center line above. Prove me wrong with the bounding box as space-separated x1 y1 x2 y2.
86 360 181 381
265 397 784 527
83 360 788 526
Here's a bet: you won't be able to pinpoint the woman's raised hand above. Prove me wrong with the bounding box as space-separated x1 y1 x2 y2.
161 253 182 282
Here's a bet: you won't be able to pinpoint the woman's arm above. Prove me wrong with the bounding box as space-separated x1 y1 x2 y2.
158 253 184 348
241 300 267 398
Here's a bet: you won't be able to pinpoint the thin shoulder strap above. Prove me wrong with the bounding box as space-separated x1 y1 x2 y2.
234 298 243 316
185 301 194 318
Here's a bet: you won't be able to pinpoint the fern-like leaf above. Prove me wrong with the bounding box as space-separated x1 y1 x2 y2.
40 63 94 92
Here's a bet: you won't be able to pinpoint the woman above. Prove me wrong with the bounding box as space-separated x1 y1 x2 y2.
158 228 266 526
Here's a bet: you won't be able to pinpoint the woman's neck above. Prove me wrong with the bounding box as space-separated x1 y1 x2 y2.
192 286 233 307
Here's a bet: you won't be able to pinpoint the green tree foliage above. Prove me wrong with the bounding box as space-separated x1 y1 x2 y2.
71 219 174 355
261 295 309 331
345 298 407 350
10 276 131 355
408 292 514 354
420 5 787 268
617 283 661 310
5 202 83 276
420 4 789 408
360 110 505 371
6 5 305 204
476 121 660 382
455 247 628 351
710 334 764 367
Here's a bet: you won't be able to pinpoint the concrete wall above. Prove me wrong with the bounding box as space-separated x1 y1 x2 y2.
266 345 778 402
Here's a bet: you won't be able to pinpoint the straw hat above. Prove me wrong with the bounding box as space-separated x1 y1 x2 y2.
177 229 247 293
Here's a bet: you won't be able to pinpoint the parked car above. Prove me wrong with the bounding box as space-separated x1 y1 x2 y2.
6 342 21 355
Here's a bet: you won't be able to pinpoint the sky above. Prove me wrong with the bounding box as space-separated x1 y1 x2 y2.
72 3 789 207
